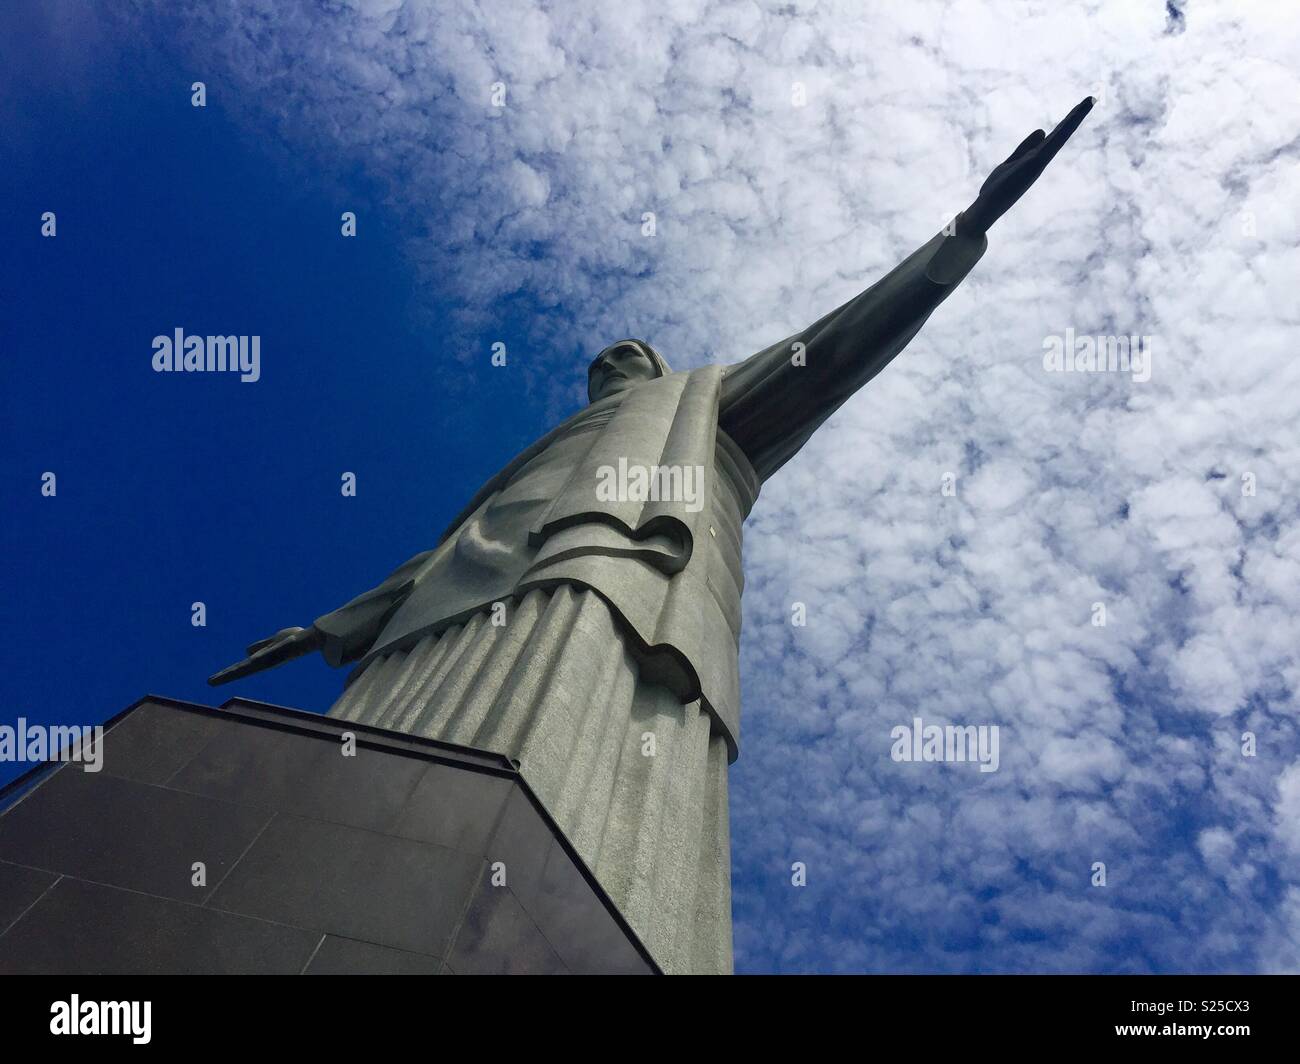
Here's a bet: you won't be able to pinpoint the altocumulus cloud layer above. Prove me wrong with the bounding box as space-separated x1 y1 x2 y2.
119 0 1300 971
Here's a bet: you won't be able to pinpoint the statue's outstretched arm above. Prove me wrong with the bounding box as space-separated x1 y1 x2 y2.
720 97 1094 482
208 548 438 685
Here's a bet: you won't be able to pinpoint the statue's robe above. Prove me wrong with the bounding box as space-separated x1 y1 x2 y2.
326 228 986 973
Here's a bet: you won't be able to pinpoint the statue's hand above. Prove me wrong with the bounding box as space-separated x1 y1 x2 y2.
208 625 323 686
962 96 1094 236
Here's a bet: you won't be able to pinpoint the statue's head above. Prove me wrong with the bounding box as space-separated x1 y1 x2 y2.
587 339 670 402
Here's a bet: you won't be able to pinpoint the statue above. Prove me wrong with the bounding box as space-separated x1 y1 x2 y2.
211 98 1094 974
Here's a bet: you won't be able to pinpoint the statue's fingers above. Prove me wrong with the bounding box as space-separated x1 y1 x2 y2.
1040 96 1094 161
208 658 257 686
211 642 288 684
245 626 304 655
1010 128 1046 160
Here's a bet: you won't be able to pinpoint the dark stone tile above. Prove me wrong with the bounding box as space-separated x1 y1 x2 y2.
390 762 513 856
484 786 553 899
532 838 654 974
100 702 232 786
0 860 56 935
304 935 445 975
0 876 318 974
489 787 654 974
0 766 60 816
168 721 427 833
0 769 271 902
447 874 567 975
207 814 482 957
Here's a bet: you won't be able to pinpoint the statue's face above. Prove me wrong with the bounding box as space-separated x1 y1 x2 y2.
588 341 658 401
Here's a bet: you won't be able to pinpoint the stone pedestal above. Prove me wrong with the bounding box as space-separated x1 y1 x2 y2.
0 696 657 975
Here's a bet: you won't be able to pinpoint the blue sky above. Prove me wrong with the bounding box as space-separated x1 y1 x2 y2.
4 0 1300 974
1 1 550 730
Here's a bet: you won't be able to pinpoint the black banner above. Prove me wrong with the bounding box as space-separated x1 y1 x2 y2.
0 974 1290 1051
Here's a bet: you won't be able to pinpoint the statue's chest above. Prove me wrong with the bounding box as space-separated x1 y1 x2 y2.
493 413 610 508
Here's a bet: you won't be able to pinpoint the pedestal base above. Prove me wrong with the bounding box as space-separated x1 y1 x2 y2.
0 696 657 974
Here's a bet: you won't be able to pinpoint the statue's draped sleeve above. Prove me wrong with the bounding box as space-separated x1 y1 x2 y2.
718 227 987 482
312 548 438 666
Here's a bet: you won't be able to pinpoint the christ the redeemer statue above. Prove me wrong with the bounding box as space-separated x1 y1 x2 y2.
212 99 1093 974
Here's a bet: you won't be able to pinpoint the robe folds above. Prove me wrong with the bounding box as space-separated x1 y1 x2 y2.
321 363 756 760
